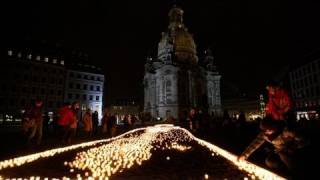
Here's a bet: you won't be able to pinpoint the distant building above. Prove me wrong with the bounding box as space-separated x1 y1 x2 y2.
0 49 105 125
222 97 263 121
0 50 66 122
64 63 105 121
108 99 141 124
144 6 222 120
289 58 320 119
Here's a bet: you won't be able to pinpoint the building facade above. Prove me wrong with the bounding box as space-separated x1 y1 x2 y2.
0 49 105 125
222 97 264 121
0 50 66 122
144 6 222 119
289 59 320 119
64 65 104 121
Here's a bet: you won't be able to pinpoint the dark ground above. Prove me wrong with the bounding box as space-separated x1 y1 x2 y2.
0 120 319 179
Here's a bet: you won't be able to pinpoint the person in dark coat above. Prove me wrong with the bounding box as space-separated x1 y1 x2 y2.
26 99 44 145
92 111 99 136
108 114 117 137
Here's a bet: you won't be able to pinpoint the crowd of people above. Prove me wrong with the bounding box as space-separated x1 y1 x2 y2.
21 101 139 146
19 81 320 178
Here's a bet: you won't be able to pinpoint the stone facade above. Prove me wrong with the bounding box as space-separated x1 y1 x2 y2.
0 50 66 122
144 6 221 119
64 68 104 121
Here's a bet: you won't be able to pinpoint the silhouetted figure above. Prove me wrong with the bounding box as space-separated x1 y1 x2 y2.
237 111 246 129
23 99 43 145
92 111 99 136
108 115 117 137
238 118 311 178
43 112 50 135
101 111 110 135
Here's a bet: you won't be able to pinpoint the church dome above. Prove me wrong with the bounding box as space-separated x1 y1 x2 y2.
157 6 198 65
172 27 197 64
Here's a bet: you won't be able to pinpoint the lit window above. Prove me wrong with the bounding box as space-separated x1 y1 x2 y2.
44 57 49 62
8 50 13 56
17 52 22 58
27 54 32 60
53 59 57 64
61 60 64 65
36 56 41 61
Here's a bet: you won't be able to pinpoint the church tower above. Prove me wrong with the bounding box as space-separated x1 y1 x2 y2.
144 5 221 120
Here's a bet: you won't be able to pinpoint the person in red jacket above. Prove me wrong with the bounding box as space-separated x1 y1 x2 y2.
57 102 72 143
265 82 292 121
57 103 71 126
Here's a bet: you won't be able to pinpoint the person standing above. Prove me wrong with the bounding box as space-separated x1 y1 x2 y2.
67 102 80 144
266 81 292 121
27 99 44 145
187 108 198 133
101 111 110 135
108 114 117 137
92 111 99 136
82 108 93 138
57 102 71 143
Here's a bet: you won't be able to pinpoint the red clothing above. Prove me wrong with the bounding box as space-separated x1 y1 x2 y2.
266 88 292 121
57 106 73 126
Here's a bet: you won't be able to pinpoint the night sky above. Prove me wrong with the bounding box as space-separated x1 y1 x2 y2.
3 0 320 103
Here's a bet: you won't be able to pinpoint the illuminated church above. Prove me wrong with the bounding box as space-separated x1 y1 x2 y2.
144 6 221 119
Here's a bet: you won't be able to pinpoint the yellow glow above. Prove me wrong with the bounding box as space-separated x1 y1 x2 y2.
0 124 285 180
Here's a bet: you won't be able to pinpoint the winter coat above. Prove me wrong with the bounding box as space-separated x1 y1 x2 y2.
83 112 93 132
58 108 77 129
57 106 71 126
266 89 292 121
28 106 43 125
